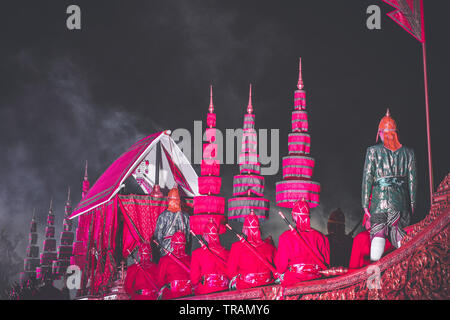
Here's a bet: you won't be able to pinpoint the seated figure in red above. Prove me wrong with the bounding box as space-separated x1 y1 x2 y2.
157 231 192 299
124 243 159 300
191 219 230 295
275 199 330 286
348 221 414 269
227 210 276 290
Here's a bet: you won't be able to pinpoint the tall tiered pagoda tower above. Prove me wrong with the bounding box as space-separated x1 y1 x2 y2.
191 86 226 234
19 210 40 286
228 84 270 221
52 187 75 279
36 199 57 282
275 58 321 208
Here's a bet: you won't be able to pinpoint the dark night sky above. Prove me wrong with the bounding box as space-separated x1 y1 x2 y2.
0 0 448 271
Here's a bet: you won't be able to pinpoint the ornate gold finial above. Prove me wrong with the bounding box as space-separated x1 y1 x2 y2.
297 57 304 90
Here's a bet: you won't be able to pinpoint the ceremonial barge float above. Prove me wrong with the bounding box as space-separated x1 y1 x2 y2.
18 60 448 301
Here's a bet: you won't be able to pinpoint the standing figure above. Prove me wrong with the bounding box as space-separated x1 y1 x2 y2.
228 210 276 290
124 243 159 300
157 231 192 299
326 209 352 267
275 199 330 286
362 109 417 261
191 220 230 295
154 187 190 258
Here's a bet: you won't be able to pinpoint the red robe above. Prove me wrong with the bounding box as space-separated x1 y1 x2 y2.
349 230 397 269
124 262 159 300
157 254 192 299
227 240 276 290
191 245 229 295
275 229 330 286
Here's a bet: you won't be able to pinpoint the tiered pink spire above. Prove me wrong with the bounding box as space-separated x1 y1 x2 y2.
297 57 304 90
275 58 321 208
247 83 253 114
82 160 89 199
208 85 214 114
191 85 226 234
52 187 75 279
70 161 92 293
20 209 40 286
36 198 57 282
228 84 270 222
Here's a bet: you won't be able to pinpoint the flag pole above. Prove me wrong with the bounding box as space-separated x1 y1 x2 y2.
421 0 434 203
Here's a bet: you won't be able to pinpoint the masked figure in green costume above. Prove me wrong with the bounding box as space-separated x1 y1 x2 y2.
362 109 417 261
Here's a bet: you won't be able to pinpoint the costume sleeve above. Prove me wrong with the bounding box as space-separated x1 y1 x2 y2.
322 234 330 267
274 234 289 273
362 147 376 209
124 265 136 295
408 150 417 212
154 213 165 245
190 250 201 285
227 243 239 279
349 235 364 269
157 257 167 287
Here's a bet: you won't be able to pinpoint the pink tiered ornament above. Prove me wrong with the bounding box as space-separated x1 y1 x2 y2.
228 84 270 222
275 58 321 208
191 86 226 234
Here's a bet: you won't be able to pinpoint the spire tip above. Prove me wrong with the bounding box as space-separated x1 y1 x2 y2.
297 57 304 90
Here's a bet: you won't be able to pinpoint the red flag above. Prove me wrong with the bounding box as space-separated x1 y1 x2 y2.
383 0 425 43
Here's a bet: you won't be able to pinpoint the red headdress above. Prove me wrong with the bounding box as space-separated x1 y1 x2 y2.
203 218 220 246
292 198 310 231
376 109 402 151
138 243 152 263
171 230 186 256
168 186 181 213
242 209 262 244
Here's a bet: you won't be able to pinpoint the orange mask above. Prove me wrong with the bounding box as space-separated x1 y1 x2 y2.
376 109 402 152
167 187 181 213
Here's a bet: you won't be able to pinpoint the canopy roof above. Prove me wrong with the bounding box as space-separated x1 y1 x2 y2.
70 131 199 219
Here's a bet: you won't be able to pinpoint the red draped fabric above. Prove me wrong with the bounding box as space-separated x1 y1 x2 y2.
90 199 118 294
118 194 168 258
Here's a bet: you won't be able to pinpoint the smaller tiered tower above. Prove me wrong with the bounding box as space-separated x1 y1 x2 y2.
36 199 57 282
19 210 40 286
275 58 321 208
52 187 75 279
228 84 270 222
71 161 90 273
191 85 226 234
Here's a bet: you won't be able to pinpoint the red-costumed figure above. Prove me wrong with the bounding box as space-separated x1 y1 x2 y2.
275 199 330 286
228 210 276 290
348 230 393 269
191 220 229 295
157 231 192 299
124 243 159 300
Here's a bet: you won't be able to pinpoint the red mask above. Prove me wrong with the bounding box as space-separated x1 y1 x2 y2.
138 243 152 264
243 210 262 244
203 219 220 247
376 109 402 152
171 231 186 256
292 199 311 231
168 187 181 213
